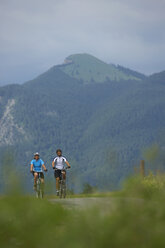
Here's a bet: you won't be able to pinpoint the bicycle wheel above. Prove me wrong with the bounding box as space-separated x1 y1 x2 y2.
63 180 66 198
36 178 41 198
40 189 44 199
59 181 63 198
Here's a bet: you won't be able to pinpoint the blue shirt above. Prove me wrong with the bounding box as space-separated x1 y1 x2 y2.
31 159 44 172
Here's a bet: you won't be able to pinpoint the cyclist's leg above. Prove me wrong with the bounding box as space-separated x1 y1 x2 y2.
54 170 61 194
40 173 45 195
62 170 66 180
56 177 60 191
40 172 45 184
33 172 38 190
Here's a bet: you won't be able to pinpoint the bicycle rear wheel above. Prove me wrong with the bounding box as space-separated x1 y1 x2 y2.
36 178 41 198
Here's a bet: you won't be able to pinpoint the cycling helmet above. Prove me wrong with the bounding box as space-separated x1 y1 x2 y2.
34 152 40 157
56 149 62 154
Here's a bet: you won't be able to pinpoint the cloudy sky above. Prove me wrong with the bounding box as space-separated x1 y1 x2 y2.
0 0 165 85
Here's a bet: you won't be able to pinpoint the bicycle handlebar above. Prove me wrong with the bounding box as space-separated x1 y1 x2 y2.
30 169 48 174
53 166 70 170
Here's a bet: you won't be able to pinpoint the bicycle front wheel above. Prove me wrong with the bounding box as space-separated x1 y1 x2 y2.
59 181 63 198
63 181 66 198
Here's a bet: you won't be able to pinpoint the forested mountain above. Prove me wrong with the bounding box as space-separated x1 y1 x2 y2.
148 70 165 84
0 54 165 192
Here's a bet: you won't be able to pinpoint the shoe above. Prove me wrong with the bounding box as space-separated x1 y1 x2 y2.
56 191 59 196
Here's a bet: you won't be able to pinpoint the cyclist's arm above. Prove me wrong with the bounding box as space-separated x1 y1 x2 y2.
52 160 55 168
65 160 71 168
42 164 47 170
30 163 33 172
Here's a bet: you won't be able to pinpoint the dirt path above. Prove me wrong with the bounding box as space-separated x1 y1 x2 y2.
50 197 120 211
50 196 144 212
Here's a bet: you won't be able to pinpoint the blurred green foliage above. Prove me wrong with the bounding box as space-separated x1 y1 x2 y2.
82 183 97 194
124 173 165 199
143 144 165 174
1 174 165 247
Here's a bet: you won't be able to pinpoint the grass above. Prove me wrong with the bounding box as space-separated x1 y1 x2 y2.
1 174 165 247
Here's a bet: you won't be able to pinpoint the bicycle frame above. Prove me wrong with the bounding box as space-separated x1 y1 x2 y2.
55 168 69 198
59 170 66 198
33 172 44 199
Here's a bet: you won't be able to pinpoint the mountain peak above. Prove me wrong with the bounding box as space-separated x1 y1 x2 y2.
58 53 143 83
66 53 106 63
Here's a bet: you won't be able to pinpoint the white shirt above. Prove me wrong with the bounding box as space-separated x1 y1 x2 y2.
53 156 67 170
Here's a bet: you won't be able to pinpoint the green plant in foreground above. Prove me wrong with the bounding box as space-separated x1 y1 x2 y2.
1 175 165 248
123 173 165 199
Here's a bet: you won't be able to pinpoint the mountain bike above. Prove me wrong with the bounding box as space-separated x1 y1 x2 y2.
55 167 70 198
32 171 46 199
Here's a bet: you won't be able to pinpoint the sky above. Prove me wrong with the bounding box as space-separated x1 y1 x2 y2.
0 0 165 85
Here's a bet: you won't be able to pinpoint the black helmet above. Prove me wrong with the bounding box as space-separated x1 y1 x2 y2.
56 149 62 154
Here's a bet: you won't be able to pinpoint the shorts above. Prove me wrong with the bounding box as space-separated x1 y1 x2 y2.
33 171 44 178
54 169 65 179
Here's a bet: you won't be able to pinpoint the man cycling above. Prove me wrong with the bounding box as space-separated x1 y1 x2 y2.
30 152 47 191
52 149 71 196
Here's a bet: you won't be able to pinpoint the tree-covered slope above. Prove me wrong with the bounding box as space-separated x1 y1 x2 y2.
148 70 165 84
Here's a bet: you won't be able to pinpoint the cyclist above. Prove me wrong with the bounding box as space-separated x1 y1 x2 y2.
52 149 71 196
30 152 47 191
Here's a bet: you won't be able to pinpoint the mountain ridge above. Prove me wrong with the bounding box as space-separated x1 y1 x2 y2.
1 53 164 87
